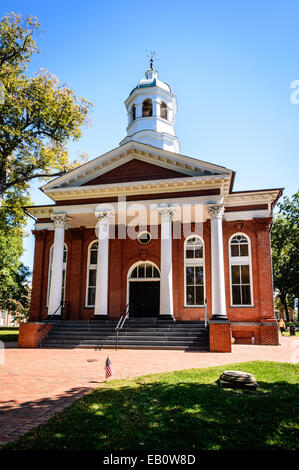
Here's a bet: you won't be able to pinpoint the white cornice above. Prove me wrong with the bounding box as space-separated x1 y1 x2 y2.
45 175 230 202
41 141 232 193
224 210 270 221
224 189 281 208
125 87 177 107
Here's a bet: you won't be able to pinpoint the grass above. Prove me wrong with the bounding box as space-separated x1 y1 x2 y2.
4 361 299 451
0 327 19 342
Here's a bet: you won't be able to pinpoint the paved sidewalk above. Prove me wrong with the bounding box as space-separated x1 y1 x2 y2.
0 337 297 446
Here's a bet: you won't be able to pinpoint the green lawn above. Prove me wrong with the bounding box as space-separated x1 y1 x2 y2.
4 361 299 451
0 327 19 342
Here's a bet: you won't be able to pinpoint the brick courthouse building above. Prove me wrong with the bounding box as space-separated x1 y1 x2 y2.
21 63 282 351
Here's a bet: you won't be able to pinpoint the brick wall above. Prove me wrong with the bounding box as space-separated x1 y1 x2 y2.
18 323 53 348
29 218 278 345
209 322 232 352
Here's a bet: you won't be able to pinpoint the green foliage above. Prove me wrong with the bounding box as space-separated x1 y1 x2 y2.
0 12 40 72
4 362 298 451
0 12 93 202
0 187 31 318
0 12 92 316
272 191 299 320
5 264 31 322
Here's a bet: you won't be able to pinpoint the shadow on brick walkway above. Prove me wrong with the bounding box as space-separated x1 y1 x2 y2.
0 385 100 445
0 337 297 446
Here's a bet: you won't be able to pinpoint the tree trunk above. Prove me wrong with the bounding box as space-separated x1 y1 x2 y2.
0 187 4 207
0 169 6 208
280 293 290 322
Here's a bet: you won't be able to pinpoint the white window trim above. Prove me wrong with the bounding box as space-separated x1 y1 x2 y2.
229 233 254 307
85 240 98 307
184 235 205 308
46 243 67 306
126 261 160 306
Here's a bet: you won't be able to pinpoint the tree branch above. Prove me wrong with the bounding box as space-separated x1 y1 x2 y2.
0 33 32 68
5 170 66 189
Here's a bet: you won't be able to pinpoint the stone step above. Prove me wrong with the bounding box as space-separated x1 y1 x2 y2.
42 344 208 350
41 318 210 351
48 327 208 334
46 320 207 326
49 323 209 330
43 339 209 347
48 333 208 341
49 328 208 335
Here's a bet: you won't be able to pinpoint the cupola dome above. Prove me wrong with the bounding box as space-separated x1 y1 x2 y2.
120 61 180 153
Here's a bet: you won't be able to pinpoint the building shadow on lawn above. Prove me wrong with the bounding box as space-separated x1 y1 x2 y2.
4 378 298 451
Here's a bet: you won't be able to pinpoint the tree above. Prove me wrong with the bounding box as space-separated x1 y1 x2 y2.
0 12 93 206
274 294 296 321
271 191 299 321
0 186 31 322
5 265 31 323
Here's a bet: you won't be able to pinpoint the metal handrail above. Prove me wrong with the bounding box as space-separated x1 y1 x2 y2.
115 302 133 350
204 299 208 328
40 301 67 331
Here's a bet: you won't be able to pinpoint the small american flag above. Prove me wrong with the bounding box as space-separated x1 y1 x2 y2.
105 356 113 379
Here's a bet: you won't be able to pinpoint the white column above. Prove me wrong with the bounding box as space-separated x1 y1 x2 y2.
135 102 142 119
208 204 228 320
159 207 175 317
153 99 159 117
48 214 68 316
94 211 112 316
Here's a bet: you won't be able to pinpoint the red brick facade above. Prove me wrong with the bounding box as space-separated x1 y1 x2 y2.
27 142 282 351
18 323 53 348
209 322 232 352
82 158 188 185
29 217 278 346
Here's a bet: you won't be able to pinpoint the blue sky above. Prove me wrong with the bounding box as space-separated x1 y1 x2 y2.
1 0 299 270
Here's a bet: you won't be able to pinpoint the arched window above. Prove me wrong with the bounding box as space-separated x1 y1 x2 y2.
184 236 205 306
160 101 167 120
229 234 253 306
86 241 98 307
131 104 136 122
47 244 67 306
142 99 152 117
129 262 160 279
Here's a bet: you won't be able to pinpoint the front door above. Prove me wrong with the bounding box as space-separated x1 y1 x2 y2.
129 281 160 317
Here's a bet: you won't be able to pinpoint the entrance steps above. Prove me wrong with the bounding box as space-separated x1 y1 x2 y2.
41 318 209 351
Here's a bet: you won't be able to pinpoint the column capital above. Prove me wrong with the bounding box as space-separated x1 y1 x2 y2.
51 214 69 228
207 204 224 219
158 206 176 222
95 210 113 225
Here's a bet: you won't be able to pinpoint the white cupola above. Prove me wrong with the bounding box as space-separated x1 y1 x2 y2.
120 60 180 153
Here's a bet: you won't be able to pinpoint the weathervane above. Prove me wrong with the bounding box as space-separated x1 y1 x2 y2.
145 50 159 70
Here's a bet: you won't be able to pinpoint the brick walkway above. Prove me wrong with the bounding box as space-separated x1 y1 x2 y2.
0 336 298 446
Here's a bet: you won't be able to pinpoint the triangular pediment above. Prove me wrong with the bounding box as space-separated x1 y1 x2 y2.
42 141 232 194
81 158 192 186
